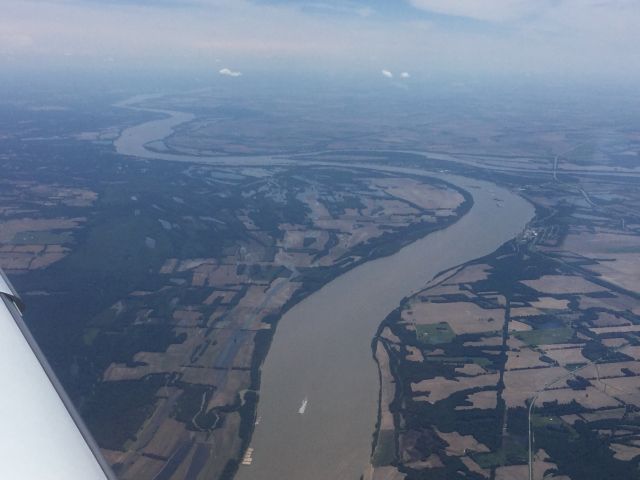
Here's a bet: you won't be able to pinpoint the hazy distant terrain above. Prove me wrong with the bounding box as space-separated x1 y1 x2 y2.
1 79 639 480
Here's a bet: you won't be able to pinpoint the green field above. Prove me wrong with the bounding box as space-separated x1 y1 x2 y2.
416 322 455 345
424 356 492 367
474 438 528 468
372 429 396 467
515 327 574 346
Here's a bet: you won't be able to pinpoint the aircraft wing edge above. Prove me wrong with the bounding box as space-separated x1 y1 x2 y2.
0 268 117 480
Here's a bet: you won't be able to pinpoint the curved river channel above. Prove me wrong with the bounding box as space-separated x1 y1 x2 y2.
114 97 535 480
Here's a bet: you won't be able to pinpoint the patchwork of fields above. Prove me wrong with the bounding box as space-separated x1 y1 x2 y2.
372 170 640 480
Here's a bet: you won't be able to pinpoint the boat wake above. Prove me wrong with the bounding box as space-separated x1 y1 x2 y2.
298 397 308 415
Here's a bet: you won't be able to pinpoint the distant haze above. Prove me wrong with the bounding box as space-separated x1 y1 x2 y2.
2 0 640 80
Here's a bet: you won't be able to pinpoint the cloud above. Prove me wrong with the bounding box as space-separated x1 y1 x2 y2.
382 70 410 80
3 0 640 80
409 0 544 22
219 67 242 77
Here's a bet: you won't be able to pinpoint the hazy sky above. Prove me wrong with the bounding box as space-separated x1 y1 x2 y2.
3 0 640 79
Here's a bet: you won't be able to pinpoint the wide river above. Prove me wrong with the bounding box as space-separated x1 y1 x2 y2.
114 98 534 480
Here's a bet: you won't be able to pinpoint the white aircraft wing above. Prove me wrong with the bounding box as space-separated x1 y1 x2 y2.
0 269 116 479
